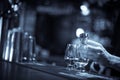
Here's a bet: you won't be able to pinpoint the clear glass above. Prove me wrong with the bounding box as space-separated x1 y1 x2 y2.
64 44 77 70
2 29 23 62
21 32 36 63
74 44 89 73
74 33 89 73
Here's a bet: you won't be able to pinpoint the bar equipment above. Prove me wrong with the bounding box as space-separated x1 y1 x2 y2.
0 0 11 60
2 29 36 63
74 33 89 73
64 44 77 70
2 28 22 62
0 0 22 62
64 33 89 73
21 32 36 63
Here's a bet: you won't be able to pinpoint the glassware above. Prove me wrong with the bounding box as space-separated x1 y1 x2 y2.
2 28 22 62
21 32 36 63
64 44 77 70
74 33 89 73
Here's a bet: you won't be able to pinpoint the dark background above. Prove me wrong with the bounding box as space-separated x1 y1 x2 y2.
0 0 120 58
23 0 120 56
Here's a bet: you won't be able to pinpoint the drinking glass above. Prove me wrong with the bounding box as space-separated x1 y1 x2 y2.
20 32 36 63
74 44 89 73
64 44 77 70
2 29 23 62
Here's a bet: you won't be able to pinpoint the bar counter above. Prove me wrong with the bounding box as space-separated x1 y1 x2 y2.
0 61 119 80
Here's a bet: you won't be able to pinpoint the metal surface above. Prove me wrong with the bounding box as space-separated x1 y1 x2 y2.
0 0 21 61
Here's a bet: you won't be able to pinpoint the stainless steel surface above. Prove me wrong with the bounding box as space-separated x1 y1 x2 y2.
0 17 3 44
0 0 22 61
2 29 22 62
0 10 11 61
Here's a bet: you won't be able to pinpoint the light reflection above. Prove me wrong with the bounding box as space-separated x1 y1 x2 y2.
9 45 13 62
4 30 12 61
0 17 3 42
12 4 19 11
80 4 90 16
5 46 9 60
76 28 84 37
9 33 15 62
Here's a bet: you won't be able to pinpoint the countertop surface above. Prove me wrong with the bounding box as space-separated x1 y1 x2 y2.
0 61 119 80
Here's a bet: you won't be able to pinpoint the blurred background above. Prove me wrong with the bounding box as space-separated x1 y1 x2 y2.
18 0 119 55
0 0 120 72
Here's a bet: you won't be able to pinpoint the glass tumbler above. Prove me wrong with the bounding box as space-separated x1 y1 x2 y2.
64 44 77 70
2 28 22 62
74 44 89 73
20 32 36 63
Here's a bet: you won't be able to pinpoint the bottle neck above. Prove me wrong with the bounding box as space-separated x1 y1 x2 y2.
80 37 88 45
